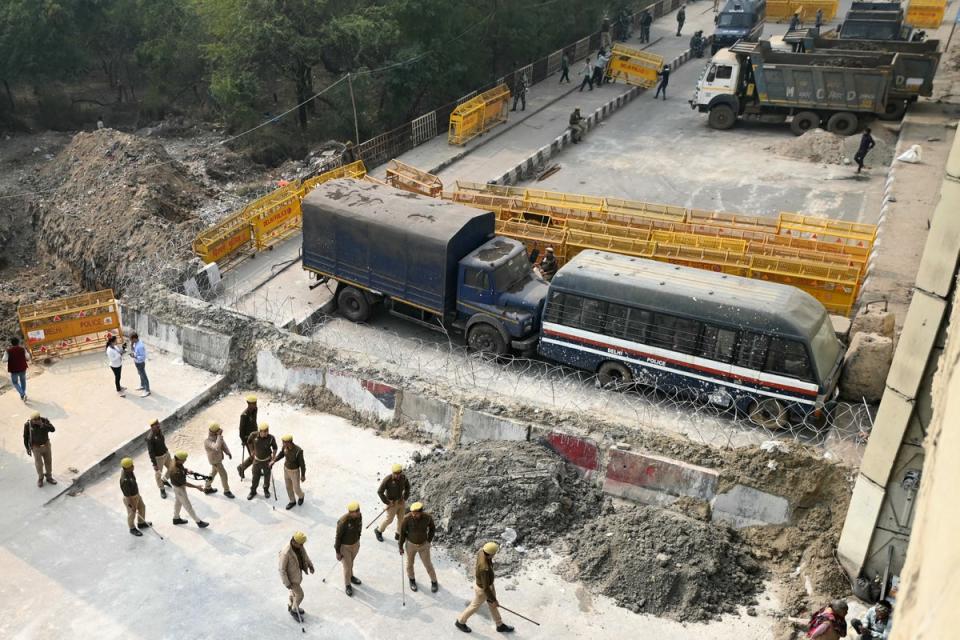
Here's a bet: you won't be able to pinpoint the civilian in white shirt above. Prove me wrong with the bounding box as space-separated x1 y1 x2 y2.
105 335 127 397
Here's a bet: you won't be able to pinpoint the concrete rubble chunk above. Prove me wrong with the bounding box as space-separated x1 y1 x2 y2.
850 307 896 341
710 485 791 529
839 332 895 403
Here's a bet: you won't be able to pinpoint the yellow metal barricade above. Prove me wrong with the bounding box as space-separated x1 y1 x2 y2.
250 194 302 251
905 0 946 28
300 160 367 195
768 0 797 20
777 212 877 248
794 0 839 22
605 43 664 88
18 290 122 358
448 84 511 146
192 208 254 265
385 159 443 197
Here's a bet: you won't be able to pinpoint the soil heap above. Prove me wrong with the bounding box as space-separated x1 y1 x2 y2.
563 506 766 622
770 126 897 167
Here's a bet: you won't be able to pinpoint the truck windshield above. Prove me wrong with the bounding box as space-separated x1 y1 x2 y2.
718 13 754 27
494 253 532 291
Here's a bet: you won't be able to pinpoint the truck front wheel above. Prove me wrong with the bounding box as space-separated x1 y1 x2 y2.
708 105 736 130
467 323 508 356
826 112 859 136
337 286 372 323
790 111 820 136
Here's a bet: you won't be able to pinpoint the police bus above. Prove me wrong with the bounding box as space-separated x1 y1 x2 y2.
537 250 845 428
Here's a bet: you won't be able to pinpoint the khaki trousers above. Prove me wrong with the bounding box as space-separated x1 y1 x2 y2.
458 584 502 626
340 542 360 586
32 443 52 478
205 462 230 492
288 584 304 610
123 494 146 528
153 452 171 489
404 541 437 582
377 500 405 534
284 467 304 501
173 485 199 521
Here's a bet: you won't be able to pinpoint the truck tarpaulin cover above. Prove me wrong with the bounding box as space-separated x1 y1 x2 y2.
302 179 495 314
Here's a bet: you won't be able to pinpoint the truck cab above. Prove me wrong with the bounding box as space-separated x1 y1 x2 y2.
456 237 548 355
691 48 743 123
712 0 766 53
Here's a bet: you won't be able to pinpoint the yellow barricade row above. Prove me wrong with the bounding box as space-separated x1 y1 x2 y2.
385 160 444 197
768 0 839 21
448 84 510 146
906 0 946 28
605 43 664 88
250 195 302 251
18 290 122 358
192 209 254 265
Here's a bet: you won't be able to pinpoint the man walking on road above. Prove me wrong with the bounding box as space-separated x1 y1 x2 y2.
855 128 876 173
510 73 527 112
579 57 594 91
676 5 686 37
119 457 151 536
237 395 258 479
146 418 172 499
655 64 671 99
247 422 278 500
374 464 410 542
640 10 653 43
455 542 514 634
335 502 363 596
272 434 306 510
203 423 234 498
400 502 439 593
279 531 314 619
169 451 209 528
5 337 30 402
559 52 571 83
129 332 150 397
23 412 56 488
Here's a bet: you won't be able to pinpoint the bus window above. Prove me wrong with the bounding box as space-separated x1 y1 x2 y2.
765 337 813 381
700 325 737 363
649 313 678 349
736 332 769 370
605 303 629 338
625 308 651 343
544 291 565 323
673 317 702 354
560 294 584 326
580 298 608 333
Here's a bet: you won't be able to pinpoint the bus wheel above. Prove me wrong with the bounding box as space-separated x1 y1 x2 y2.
337 287 371 323
598 361 633 390
747 398 790 430
467 323 508 356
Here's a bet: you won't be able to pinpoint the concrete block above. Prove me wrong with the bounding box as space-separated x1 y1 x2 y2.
850 307 896 341
544 431 599 471
710 484 791 529
460 409 530 444
914 179 960 298
255 349 324 394
325 371 397 422
837 475 887 576
180 325 232 374
603 449 718 504
831 314 851 339
859 390 914 486
400 392 456 442
839 333 894 403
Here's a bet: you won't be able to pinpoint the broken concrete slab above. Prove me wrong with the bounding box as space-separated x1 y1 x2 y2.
603 449 719 505
543 430 600 472
399 391 457 444
839 332 895 403
850 307 896 341
459 408 530 444
324 371 398 423
710 484 791 528
255 349 324 394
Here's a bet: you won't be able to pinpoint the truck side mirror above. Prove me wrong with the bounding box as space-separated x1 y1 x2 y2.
706 66 717 82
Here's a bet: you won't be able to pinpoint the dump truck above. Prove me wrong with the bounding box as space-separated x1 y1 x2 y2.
778 31 940 118
711 0 766 54
301 179 548 355
839 1 914 40
691 40 894 135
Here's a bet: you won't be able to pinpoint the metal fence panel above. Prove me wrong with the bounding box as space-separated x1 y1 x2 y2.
412 111 438 147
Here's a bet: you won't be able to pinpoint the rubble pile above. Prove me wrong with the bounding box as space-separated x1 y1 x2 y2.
771 126 897 166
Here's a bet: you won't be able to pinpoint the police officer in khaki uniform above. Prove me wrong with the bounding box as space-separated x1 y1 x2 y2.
246 423 277 500
22 412 56 488
374 464 410 542
279 531 314 619
237 395 258 479
335 501 363 596
119 457 151 536
399 501 438 593
146 418 172 499
455 542 514 634
272 434 306 510
169 451 209 528
203 423 234 498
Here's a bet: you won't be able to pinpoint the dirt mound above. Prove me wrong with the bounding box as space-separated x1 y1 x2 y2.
769 126 897 167
563 506 765 622
34 129 208 295
405 441 606 573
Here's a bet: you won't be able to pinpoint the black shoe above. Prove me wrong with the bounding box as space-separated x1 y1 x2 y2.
45 476 57 485
137 521 152 529
455 621 472 633
394 532 400 541
345 585 353 597
264 489 271 499
247 491 256 500
297 497 304 506
287 605 305 615
203 487 217 495
409 578 418 592
288 609 305 619
224 491 235 499
374 529 383 542
173 518 188 525
160 488 167 499
197 521 209 528
286 502 296 510
350 576 362 585
163 479 171 488
431 581 439 593
496 624 515 633
130 528 143 536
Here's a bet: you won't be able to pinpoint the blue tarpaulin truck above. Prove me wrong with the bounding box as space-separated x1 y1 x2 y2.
301 179 548 355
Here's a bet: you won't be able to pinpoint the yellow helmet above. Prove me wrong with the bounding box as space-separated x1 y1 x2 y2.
246 395 257 404
120 457 134 469
174 451 188 461
391 464 403 473
258 423 269 432
483 542 500 555
410 502 424 512
293 531 307 544
347 501 360 512
281 434 293 442
209 422 221 432
149 418 160 426
30 411 41 419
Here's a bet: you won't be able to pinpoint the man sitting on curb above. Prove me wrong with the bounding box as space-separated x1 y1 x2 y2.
569 107 586 143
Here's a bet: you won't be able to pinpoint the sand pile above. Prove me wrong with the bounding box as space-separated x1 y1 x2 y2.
770 126 897 167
